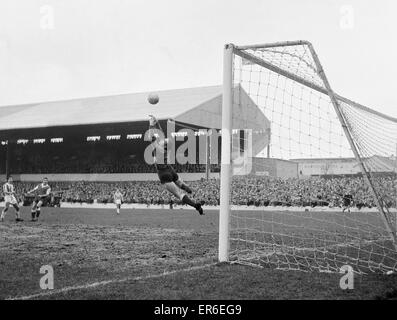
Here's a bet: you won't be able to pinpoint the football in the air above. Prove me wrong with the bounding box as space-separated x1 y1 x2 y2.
147 93 159 105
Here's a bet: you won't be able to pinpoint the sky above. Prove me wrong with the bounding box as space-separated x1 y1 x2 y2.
0 0 396 118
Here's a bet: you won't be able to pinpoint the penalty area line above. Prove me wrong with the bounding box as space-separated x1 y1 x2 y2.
7 262 218 300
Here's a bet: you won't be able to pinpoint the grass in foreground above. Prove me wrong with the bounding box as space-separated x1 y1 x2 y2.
1 207 397 300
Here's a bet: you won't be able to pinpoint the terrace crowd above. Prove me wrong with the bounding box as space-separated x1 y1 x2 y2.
8 176 397 209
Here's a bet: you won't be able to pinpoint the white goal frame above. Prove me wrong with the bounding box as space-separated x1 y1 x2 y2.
218 41 397 264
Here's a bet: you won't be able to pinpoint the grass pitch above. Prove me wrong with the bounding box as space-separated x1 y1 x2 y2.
1 206 397 300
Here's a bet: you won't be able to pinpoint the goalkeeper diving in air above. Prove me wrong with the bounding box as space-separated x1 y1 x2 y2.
148 115 204 215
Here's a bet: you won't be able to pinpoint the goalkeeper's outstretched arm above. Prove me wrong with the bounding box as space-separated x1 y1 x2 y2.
148 115 165 142
148 115 167 160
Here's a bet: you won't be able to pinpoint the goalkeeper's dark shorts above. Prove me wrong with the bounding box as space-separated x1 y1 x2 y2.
157 165 179 184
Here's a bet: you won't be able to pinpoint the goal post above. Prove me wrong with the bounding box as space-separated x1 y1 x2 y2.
219 41 397 273
219 44 234 262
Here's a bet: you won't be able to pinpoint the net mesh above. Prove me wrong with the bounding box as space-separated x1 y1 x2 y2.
228 42 397 274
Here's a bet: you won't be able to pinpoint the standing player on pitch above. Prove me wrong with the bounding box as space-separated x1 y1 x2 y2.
1 176 23 222
148 115 204 215
27 177 52 222
342 193 353 213
114 189 124 214
335 189 353 213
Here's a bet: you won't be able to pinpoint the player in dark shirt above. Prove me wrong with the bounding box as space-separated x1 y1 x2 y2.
148 115 204 215
27 177 52 221
342 194 353 213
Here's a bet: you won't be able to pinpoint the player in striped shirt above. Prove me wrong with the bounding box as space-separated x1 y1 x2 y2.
1 176 23 222
27 177 52 222
114 189 124 214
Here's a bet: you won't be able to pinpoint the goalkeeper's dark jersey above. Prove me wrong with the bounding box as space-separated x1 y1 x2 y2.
149 121 169 170
148 119 180 185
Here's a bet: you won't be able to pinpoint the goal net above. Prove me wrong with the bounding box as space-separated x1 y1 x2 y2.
219 41 397 274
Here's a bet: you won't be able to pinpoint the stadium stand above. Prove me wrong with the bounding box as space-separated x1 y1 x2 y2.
0 85 263 180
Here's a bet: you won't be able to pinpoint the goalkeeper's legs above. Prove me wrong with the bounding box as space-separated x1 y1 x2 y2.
175 179 192 194
164 182 203 215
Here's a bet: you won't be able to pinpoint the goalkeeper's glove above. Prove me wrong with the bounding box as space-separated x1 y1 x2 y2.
149 115 158 127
